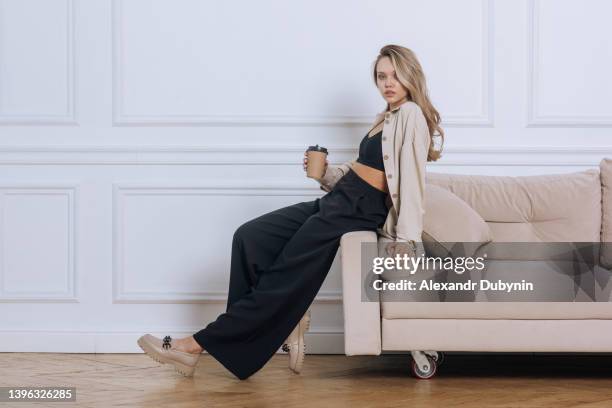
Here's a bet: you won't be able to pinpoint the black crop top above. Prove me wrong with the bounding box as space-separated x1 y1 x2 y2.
356 130 384 171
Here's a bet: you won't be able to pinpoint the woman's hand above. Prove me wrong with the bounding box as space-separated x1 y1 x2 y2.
385 241 417 257
303 150 328 175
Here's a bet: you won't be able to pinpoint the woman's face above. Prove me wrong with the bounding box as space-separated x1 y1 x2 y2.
376 56 408 109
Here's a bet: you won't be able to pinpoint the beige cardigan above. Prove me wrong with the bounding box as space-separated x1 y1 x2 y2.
317 100 431 245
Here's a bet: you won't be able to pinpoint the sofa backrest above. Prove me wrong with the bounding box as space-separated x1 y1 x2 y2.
599 158 612 267
425 169 601 243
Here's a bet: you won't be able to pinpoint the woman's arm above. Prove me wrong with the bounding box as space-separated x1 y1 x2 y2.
316 159 357 192
394 106 431 245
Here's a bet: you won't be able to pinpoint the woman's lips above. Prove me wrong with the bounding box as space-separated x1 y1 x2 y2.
385 92 395 96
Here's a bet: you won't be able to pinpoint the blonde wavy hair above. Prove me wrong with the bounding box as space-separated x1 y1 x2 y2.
372 44 444 161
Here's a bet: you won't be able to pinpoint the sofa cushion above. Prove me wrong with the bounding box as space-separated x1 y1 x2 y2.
423 184 492 258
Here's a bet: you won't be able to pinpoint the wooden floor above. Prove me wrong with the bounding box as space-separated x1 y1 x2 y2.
2 352 612 407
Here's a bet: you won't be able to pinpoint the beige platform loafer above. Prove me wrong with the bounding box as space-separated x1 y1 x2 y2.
137 334 200 377
282 309 311 374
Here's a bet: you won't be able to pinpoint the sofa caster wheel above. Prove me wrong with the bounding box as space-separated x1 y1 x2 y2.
435 351 445 366
424 350 445 366
410 352 437 379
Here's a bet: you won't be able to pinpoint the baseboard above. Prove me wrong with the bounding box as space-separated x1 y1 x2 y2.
0 328 346 354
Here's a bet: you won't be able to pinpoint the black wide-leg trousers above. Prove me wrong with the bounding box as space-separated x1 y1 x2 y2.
193 169 390 380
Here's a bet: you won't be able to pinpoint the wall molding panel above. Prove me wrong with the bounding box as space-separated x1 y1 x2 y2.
0 185 78 302
112 183 340 304
0 0 77 125
111 0 494 127
527 0 612 127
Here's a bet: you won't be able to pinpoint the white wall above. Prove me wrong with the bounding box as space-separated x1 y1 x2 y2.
0 0 610 353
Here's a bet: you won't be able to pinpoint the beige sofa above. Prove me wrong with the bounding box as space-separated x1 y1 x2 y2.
339 158 612 378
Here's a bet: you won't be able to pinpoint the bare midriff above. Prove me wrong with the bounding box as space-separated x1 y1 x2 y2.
352 162 389 193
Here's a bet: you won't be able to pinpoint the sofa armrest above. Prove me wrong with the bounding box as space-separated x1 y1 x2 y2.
340 230 382 356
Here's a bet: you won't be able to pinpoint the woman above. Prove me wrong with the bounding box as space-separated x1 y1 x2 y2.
137 44 444 380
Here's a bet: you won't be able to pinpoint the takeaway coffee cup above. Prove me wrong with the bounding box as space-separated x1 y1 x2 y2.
306 144 328 179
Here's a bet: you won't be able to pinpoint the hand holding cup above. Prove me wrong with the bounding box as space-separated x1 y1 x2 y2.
303 145 328 180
